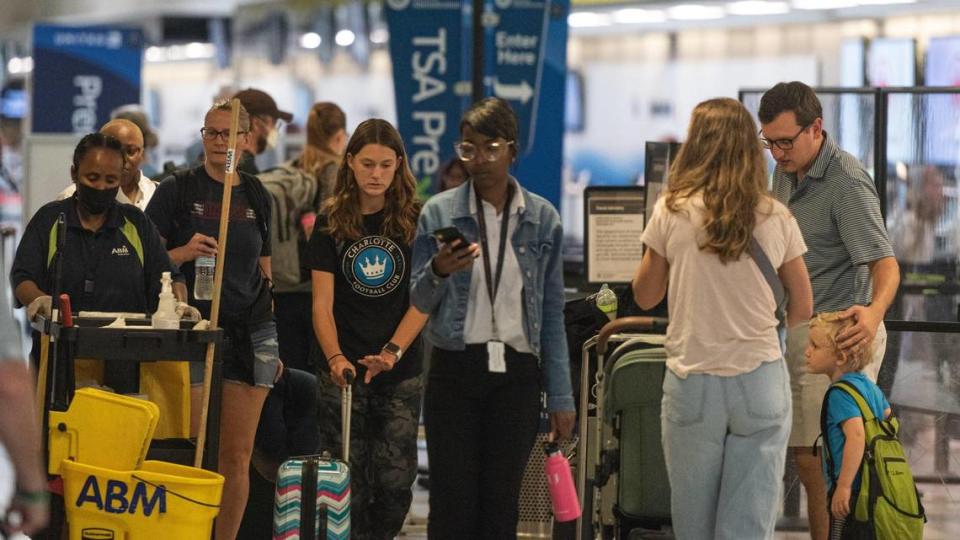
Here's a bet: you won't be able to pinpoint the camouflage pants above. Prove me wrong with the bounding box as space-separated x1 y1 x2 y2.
317 371 422 540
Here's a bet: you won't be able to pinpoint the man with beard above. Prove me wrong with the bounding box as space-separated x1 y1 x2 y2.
232 88 293 175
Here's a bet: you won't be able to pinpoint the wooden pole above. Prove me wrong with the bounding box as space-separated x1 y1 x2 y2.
36 333 50 422
194 98 241 467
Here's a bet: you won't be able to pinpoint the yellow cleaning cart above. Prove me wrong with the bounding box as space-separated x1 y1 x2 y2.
47 387 159 475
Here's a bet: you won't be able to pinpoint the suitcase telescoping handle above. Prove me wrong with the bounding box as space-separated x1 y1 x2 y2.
342 370 354 462
596 316 668 356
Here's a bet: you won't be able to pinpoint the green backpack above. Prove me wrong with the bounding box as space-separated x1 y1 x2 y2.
821 380 926 539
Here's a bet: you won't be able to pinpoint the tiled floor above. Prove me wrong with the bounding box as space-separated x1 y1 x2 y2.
399 412 960 539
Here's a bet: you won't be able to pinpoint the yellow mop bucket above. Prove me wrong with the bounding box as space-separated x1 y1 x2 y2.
62 460 224 540
48 388 159 475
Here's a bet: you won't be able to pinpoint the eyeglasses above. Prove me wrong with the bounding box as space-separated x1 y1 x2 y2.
200 128 248 141
454 139 514 162
121 144 143 158
759 125 808 151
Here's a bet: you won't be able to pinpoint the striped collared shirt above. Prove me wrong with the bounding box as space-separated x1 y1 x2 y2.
772 132 894 313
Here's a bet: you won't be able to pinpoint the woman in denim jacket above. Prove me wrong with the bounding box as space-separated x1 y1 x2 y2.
410 98 575 539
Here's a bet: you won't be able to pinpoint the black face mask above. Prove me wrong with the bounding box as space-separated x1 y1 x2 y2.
76 183 119 215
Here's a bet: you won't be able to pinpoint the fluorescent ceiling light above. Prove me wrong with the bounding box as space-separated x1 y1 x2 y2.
145 46 164 62
856 0 917 4
335 29 356 47
370 28 389 44
568 12 613 28
791 0 859 9
727 1 790 16
612 8 667 24
299 32 322 49
668 4 726 20
184 42 214 59
7 57 32 74
143 43 214 62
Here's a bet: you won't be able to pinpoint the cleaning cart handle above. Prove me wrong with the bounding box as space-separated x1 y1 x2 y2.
596 316 669 356
59 295 73 328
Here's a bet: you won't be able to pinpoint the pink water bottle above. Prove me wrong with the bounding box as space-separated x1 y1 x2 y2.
544 442 581 522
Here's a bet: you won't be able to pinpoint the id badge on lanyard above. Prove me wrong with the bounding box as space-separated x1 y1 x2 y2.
476 185 513 374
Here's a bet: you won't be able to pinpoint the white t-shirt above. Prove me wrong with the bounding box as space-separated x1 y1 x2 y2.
463 179 532 354
58 171 157 211
641 195 806 378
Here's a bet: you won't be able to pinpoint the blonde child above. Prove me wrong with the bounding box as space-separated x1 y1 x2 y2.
805 312 891 538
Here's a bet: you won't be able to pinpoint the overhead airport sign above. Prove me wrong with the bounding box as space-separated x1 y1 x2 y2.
32 24 143 134
385 0 468 192
487 0 568 208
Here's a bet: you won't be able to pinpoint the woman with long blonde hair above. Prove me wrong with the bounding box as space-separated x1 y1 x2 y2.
301 101 347 185
306 118 426 540
632 97 813 539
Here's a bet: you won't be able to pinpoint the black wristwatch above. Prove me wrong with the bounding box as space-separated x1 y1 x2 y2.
381 341 403 360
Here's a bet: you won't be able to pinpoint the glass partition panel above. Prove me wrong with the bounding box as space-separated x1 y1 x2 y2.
740 89 878 180
883 90 960 322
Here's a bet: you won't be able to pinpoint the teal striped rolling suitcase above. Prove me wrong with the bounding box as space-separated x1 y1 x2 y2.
273 374 353 539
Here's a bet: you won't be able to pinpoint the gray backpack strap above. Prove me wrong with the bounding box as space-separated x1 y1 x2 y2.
750 237 786 317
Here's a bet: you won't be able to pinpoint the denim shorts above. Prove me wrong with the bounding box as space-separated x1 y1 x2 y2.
223 320 280 388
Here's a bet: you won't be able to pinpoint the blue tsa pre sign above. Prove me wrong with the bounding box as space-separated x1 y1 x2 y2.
385 0 469 190
32 24 143 134
342 236 406 297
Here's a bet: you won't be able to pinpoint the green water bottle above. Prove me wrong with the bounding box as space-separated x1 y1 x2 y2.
595 283 618 322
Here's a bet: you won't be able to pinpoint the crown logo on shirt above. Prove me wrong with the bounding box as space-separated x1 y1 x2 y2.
361 255 386 279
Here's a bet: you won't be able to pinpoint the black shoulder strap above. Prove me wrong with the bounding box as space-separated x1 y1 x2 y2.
239 172 270 245
171 168 198 232
821 385 839 489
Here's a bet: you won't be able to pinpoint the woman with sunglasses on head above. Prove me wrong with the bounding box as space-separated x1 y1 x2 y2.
410 97 576 538
306 118 426 540
146 100 278 540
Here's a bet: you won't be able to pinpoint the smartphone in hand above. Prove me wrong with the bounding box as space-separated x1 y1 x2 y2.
433 226 469 249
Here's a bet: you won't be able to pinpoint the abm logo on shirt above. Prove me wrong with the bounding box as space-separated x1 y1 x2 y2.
342 236 405 297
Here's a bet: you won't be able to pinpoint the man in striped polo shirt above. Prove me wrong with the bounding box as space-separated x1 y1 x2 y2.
759 81 900 540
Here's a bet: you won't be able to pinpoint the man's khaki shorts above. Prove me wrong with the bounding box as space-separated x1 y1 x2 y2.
786 320 887 448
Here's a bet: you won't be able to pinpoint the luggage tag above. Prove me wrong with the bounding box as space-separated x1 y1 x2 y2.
487 340 506 373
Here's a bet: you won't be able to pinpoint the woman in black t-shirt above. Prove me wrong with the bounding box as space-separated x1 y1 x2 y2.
146 100 278 540
307 119 425 540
